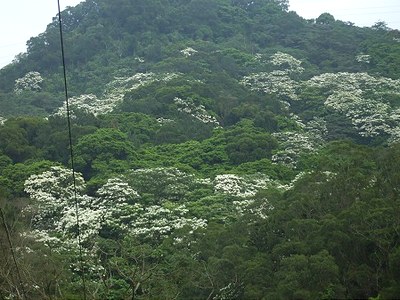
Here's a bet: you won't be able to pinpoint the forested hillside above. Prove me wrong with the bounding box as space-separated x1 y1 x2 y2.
1 0 400 299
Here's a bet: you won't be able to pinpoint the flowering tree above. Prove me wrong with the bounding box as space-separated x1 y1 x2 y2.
14 71 43 94
174 97 220 126
241 71 300 100
306 72 400 141
241 53 400 145
213 173 270 198
269 51 304 74
356 54 371 64
54 72 181 117
241 52 304 101
24 166 88 241
271 116 327 167
180 47 198 57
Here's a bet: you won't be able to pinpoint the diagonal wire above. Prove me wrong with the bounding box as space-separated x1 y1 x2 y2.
0 207 27 300
56 1 87 299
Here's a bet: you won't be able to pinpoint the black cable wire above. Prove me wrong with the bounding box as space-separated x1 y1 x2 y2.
0 207 27 300
56 1 87 299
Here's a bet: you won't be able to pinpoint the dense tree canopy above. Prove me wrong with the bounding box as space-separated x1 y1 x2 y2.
0 0 400 298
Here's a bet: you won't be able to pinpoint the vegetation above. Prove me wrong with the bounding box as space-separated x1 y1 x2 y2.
1 0 400 299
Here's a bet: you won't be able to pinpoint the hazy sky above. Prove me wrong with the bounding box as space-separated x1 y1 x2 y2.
1 0 400 69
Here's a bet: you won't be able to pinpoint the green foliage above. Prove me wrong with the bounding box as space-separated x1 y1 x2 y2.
0 160 55 196
0 1 400 299
99 113 160 146
74 128 136 178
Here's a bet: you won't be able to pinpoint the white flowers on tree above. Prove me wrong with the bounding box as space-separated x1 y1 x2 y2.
174 97 220 125
156 117 175 124
24 166 88 239
94 177 141 233
14 71 43 94
0 116 6 125
24 167 211 246
272 117 327 167
180 47 198 57
241 71 300 100
269 51 304 74
54 94 114 117
241 52 400 144
306 72 400 140
24 165 281 252
356 54 371 64
54 72 181 117
128 203 207 238
213 173 271 198
241 52 304 101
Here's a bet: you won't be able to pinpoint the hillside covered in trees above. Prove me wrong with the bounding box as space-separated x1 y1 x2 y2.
1 0 400 299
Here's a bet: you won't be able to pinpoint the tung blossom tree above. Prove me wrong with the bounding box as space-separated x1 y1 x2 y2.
241 52 400 145
54 72 181 117
272 116 328 167
14 71 43 94
269 51 304 74
180 47 198 57
241 52 304 101
306 72 400 141
174 97 220 126
213 173 271 198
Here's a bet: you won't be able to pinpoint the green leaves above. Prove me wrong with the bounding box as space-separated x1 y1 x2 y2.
74 128 136 178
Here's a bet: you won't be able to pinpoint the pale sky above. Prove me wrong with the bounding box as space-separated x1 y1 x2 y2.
1 0 400 69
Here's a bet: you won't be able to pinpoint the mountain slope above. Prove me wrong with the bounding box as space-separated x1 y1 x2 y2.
1 1 400 299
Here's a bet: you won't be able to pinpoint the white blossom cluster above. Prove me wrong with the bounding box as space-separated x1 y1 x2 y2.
23 165 283 251
134 56 145 63
156 117 175 124
232 198 273 220
96 177 140 203
388 130 400 144
180 47 198 57
241 71 300 100
326 91 392 137
174 97 220 125
269 51 304 74
54 94 117 117
213 282 243 300
306 72 400 139
106 72 161 95
213 173 271 197
128 203 207 238
212 174 280 221
55 195 102 241
305 117 328 139
24 167 210 246
0 116 6 125
356 54 371 64
240 52 303 100
278 171 309 191
54 72 181 117
14 71 43 94
24 166 89 236
272 132 316 166
24 166 85 205
254 53 263 61
272 117 327 167
275 115 326 166
242 54 400 144
307 72 400 93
